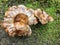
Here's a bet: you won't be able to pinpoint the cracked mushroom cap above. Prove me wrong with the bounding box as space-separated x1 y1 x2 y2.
3 5 34 36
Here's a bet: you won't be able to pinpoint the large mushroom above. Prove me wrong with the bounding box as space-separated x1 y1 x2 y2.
2 5 34 37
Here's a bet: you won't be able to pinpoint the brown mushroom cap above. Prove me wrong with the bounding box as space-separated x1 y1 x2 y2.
3 5 33 36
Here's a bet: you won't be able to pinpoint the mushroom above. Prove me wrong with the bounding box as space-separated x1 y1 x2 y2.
34 9 54 24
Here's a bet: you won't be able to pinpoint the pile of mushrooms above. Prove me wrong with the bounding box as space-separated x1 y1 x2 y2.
0 5 54 37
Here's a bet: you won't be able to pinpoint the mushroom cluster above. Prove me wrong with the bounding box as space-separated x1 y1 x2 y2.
0 5 54 37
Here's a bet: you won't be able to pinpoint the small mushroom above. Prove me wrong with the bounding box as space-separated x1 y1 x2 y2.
35 9 54 24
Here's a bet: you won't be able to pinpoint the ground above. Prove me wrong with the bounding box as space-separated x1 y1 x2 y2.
0 0 60 45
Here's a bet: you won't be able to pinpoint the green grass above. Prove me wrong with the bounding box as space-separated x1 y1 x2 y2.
0 0 60 45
